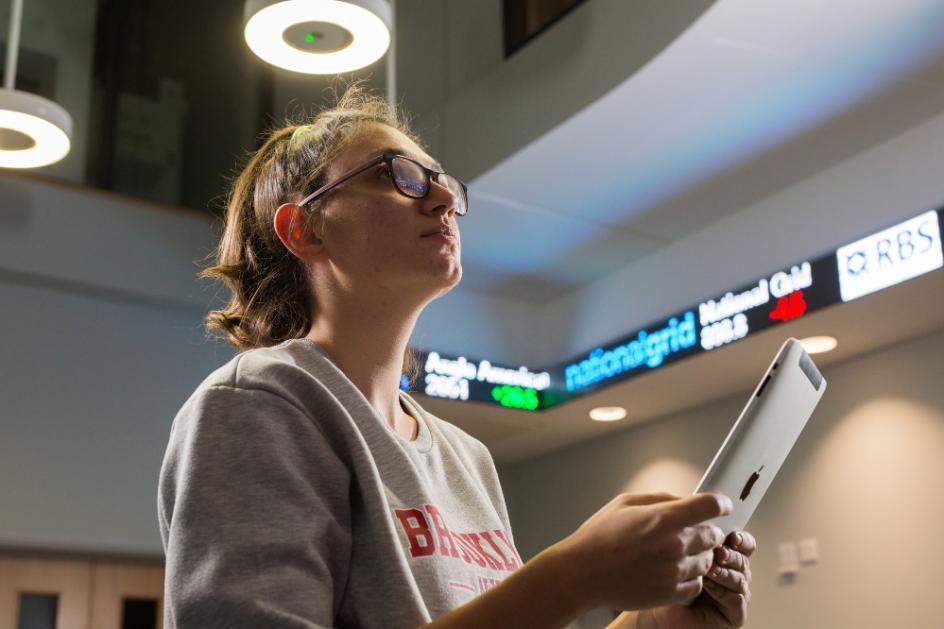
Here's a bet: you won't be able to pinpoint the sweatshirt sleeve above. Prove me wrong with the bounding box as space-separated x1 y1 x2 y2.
158 384 351 628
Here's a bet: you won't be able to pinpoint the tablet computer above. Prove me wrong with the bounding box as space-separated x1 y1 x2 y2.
693 337 827 536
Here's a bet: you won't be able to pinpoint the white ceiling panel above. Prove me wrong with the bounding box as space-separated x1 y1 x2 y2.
457 190 665 300
459 0 944 302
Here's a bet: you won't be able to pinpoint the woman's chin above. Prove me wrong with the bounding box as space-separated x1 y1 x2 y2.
424 262 462 298
427 254 462 281
447 262 462 285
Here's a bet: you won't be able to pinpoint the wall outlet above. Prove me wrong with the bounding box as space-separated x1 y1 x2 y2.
777 541 800 575
798 538 820 564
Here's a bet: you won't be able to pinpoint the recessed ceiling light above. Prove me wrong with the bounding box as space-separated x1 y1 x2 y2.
799 336 838 354
244 0 391 74
589 406 627 422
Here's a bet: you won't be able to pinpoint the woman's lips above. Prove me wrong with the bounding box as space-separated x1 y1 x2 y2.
423 231 457 243
421 225 457 239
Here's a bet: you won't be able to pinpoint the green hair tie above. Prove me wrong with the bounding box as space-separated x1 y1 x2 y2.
290 124 314 148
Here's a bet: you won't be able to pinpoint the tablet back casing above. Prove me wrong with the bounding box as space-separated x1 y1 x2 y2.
693 338 827 535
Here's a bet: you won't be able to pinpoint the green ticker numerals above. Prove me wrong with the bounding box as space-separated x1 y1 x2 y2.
491 385 539 411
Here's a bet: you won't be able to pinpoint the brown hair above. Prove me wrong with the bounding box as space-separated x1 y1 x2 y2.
199 81 422 384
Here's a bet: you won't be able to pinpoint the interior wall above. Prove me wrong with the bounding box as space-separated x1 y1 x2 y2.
497 326 944 628
0 174 226 555
0 280 229 555
381 0 504 164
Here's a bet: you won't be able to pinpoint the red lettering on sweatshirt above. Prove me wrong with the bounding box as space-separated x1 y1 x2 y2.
456 533 503 570
479 530 519 572
493 529 523 569
424 504 461 560
392 503 521 574
393 508 435 557
476 575 502 593
453 532 488 567
451 530 476 565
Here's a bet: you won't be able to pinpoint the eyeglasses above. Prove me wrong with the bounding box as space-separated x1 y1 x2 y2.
297 151 468 216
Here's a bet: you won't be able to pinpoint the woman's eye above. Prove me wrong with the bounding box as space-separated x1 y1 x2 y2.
377 165 392 180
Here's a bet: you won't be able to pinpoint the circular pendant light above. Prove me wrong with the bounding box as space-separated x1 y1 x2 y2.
0 89 72 168
244 0 391 74
0 0 72 169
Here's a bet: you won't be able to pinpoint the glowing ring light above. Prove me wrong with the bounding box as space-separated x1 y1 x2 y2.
0 89 72 169
244 0 391 74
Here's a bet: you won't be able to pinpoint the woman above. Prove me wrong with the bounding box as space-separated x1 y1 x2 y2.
158 84 755 628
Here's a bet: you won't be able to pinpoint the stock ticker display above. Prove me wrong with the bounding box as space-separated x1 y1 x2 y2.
408 208 944 411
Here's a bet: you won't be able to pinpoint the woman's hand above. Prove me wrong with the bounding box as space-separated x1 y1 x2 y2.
637 530 756 629
553 492 733 614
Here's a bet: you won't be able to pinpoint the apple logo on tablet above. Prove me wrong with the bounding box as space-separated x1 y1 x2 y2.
740 465 764 500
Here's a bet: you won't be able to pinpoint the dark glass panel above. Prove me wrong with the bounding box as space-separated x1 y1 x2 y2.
17 593 58 629
121 597 158 629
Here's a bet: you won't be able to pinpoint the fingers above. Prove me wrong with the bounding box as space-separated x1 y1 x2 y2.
707 561 750 595
678 548 715 584
619 492 680 507
707 543 753 625
664 492 733 527
670 518 754 622
714 545 751 579
682 523 726 554
703 579 749 626
705 537 753 627
675 576 705 601
726 530 757 557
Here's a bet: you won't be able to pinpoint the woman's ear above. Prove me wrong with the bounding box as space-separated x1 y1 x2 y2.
274 203 325 260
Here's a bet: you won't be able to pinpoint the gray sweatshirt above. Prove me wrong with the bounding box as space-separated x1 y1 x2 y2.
158 338 522 628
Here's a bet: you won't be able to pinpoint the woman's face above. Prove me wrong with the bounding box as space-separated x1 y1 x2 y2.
315 123 462 299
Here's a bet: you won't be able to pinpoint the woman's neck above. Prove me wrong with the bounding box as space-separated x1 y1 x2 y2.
306 290 423 439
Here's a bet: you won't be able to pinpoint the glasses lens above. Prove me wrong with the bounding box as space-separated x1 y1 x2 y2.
391 157 427 198
441 174 468 215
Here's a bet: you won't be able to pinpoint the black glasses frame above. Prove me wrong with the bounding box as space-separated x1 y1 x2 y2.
296 151 468 215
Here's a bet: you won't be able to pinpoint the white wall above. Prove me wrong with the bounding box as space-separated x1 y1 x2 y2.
0 174 224 554
0 280 229 555
498 327 944 628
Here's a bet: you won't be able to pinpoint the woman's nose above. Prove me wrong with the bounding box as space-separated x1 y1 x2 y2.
423 177 459 217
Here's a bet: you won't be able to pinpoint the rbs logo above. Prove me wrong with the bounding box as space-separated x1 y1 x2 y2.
836 211 943 302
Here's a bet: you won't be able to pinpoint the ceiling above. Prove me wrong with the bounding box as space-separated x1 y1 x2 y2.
455 0 944 303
